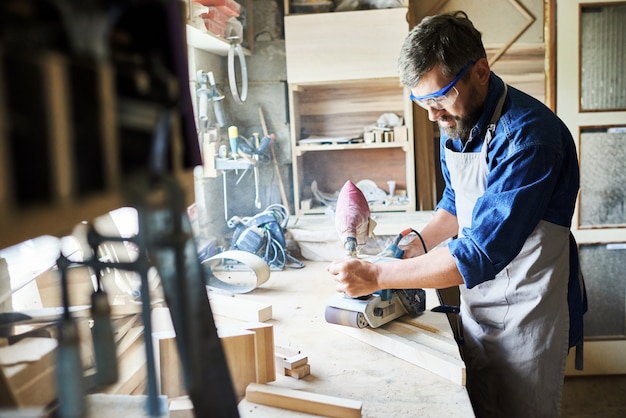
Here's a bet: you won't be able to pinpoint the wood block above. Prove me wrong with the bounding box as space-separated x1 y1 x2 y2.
209 293 273 322
393 125 408 142
284 363 310 379
245 383 362 418
159 336 186 398
0 338 57 407
241 322 275 383
218 327 257 399
281 353 308 370
151 307 186 398
169 396 195 418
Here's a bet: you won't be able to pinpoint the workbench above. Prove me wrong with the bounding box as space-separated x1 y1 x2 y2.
232 260 474 417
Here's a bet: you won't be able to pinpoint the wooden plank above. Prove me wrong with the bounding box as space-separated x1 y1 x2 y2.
209 293 272 322
102 332 146 395
284 8 409 83
332 323 466 386
245 383 362 418
85 393 168 418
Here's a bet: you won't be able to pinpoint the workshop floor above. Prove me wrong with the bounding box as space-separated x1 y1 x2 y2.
562 375 626 417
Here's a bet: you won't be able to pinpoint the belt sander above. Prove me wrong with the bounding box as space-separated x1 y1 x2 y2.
325 287 426 328
326 180 426 328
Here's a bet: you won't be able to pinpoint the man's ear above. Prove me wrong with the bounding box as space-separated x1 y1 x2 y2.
473 58 491 85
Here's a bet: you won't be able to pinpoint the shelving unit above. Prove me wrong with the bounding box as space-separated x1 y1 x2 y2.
186 24 251 56
284 8 415 216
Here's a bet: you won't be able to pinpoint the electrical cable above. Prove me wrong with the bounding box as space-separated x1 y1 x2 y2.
409 228 428 254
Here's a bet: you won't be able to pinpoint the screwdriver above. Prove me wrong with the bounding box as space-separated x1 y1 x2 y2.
228 125 239 159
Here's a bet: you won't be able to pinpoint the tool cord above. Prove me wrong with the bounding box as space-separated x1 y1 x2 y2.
410 228 428 254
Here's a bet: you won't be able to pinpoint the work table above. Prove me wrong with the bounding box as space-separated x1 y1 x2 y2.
0 211 473 416
232 260 474 417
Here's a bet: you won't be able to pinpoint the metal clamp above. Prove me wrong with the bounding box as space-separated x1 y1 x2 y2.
228 39 248 104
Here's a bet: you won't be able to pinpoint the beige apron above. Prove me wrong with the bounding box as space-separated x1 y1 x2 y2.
445 86 570 417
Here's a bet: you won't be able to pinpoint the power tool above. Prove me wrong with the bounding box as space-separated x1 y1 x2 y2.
324 286 426 329
324 228 426 329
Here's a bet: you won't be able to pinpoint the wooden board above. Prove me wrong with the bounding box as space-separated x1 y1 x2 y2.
284 8 409 83
218 327 257 399
332 314 466 386
245 383 362 418
208 293 273 323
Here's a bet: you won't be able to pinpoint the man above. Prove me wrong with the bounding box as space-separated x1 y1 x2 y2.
327 11 586 418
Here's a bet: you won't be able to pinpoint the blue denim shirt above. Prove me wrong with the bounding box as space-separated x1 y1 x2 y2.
437 73 580 288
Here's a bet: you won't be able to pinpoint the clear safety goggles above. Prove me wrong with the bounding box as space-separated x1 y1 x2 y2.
410 62 474 110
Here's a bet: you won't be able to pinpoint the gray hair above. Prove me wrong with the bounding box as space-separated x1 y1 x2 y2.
398 11 487 88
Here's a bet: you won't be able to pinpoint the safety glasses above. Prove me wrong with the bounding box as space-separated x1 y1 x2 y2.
410 61 474 110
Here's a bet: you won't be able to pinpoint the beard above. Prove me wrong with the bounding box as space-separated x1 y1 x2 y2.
437 84 482 140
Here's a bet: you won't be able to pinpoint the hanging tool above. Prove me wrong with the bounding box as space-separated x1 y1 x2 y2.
258 106 291 213
55 254 86 418
228 125 239 159
197 70 226 131
227 37 248 104
324 182 425 328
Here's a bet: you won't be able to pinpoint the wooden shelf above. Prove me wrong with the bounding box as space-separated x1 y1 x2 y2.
284 8 415 216
186 24 251 56
294 141 411 155
0 192 125 250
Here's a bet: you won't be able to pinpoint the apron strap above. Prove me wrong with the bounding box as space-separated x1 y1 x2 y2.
485 84 508 144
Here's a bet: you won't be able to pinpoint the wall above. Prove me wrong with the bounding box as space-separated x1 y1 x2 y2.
191 0 292 240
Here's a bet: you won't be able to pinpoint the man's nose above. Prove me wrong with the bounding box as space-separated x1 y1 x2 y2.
426 106 445 121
